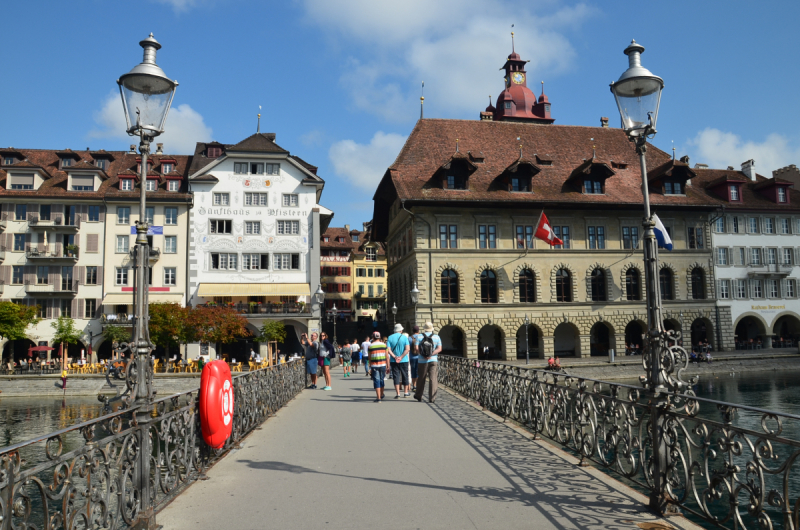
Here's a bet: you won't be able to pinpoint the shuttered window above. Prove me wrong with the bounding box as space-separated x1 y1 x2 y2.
72 175 94 191
9 174 34 190
86 234 99 253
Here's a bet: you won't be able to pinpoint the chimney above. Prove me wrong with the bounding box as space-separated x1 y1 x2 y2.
156 143 164 155
129 144 136 154
600 117 609 127
344 224 350 232
680 155 690 165
742 159 756 181
694 163 709 169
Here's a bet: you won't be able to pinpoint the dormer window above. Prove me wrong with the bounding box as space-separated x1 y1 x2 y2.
120 179 133 191
336 237 345 243
61 158 73 168
323 237 330 242
664 181 684 195
584 179 603 194
504 102 511 109
167 179 180 192
778 187 787 203
72 175 94 191
207 146 222 158
611 161 628 170
3 156 14 165
8 173 33 190
510 177 530 192
352 234 359 242
95 159 108 170
446 174 467 190
162 162 174 174
145 179 157 191
730 185 740 201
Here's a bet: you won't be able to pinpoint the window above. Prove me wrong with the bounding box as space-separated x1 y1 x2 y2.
375 268 385 277
276 220 299 235
15 204 26 221
161 162 174 174
72 175 94 191
352 234 359 242
12 266 23 284
59 299 71 318
768 279 780 298
751 248 762 266
715 217 725 233
165 236 177 254
446 174 467 190
584 179 603 194
730 185 740 201
378 285 384 295
787 279 796 298
61 158 72 168
211 253 238 270
719 280 730 300
265 163 280 175
86 266 98 285
234 162 248 174
245 221 261 235
588 226 605 249
622 226 639 249
117 207 130 224
209 220 232 234
35 302 46 319
781 218 790 234
516 225 534 249
368 284 374 297
245 192 268 206
3 156 14 165
717 248 728 265
659 268 673 300
116 235 129 253
784 248 793 266
282 194 299 207
553 226 570 249
213 193 230 206
164 207 177 225
249 163 264 175
8 174 33 190
145 207 154 224
115 267 129 286
323 237 330 242
555 269 572 302
737 247 746 265
164 268 177 286
778 187 787 203
480 270 498 303
478 225 496 249
625 268 641 300
439 225 458 249
142 178 156 191
85 299 96 317
736 279 747 298
166 179 179 192
358 285 364 294
366 247 377 261
357 268 366 277
120 179 133 191
749 217 759 233
691 268 705 299
510 177 530 192
13 234 25 252
519 269 536 303
504 101 511 109
441 269 459 303
242 254 269 270
88 206 100 222
61 267 73 291
274 253 300 270
765 218 775 234
664 181 683 194
687 227 703 249
768 248 778 265
591 268 606 301
732 217 740 233
752 279 763 298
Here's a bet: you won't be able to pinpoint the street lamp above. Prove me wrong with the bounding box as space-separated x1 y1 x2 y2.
410 282 420 328
330 304 338 345
524 314 530 365
117 33 177 530
391 302 397 328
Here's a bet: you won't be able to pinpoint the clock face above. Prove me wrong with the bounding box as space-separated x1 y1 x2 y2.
511 72 525 84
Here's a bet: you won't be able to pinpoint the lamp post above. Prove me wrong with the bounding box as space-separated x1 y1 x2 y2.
391 302 397 328
524 314 530 365
410 282 420 328
117 33 177 530
330 304 338 346
611 39 687 516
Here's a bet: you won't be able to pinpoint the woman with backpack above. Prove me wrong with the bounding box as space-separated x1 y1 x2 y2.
319 332 335 391
414 322 442 403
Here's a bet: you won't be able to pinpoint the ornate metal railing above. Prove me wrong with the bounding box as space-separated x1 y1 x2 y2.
439 355 800 530
0 359 305 530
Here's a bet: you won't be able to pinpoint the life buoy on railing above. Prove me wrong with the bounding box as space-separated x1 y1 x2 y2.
199 360 234 448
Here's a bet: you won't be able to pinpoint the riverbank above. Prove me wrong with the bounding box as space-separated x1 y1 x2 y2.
0 373 202 397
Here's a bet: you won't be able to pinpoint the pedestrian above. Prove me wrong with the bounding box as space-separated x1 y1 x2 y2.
340 339 352 378
387 323 411 398
414 322 442 404
361 336 371 377
320 332 334 391
301 332 320 389
367 331 388 402
351 338 361 373
410 325 422 392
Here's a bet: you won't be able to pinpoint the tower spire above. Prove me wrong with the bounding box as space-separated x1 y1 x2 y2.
420 81 425 120
257 105 261 133
511 31 515 53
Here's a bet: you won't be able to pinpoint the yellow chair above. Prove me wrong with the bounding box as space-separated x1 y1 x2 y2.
153 359 162 373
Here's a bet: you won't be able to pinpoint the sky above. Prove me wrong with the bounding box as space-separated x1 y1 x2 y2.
2 0 800 229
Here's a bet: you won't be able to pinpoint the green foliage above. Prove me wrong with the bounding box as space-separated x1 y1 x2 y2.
188 306 250 345
103 324 131 344
0 301 39 341
148 303 186 349
51 316 82 348
257 320 287 343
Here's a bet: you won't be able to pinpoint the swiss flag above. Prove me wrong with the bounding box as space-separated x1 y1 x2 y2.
534 213 563 246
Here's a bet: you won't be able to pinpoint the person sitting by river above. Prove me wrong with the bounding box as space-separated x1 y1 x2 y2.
689 350 698 363
705 351 713 363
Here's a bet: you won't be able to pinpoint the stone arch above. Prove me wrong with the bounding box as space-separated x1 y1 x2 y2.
553 321 580 357
439 324 467 357
659 262 680 300
512 262 542 303
734 312 769 345
477 323 506 360
690 317 715 350
620 262 645 301
624 320 647 352
771 313 800 346
585 263 613 302
686 262 713 300
474 263 505 303
589 320 615 356
433 262 466 304
550 262 579 303
514 320 543 359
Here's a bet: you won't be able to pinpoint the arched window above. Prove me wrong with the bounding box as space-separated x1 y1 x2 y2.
691 267 705 299
659 268 673 300
480 270 498 303
519 269 536 303
625 268 641 301
441 269 459 304
556 269 572 302
590 269 606 301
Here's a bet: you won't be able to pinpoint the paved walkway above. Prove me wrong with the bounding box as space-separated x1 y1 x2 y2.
159 370 701 530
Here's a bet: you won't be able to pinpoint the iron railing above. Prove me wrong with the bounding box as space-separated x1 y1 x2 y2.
196 302 310 315
0 359 305 529
438 355 800 530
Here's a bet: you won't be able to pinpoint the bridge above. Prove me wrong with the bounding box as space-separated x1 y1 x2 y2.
0 358 797 529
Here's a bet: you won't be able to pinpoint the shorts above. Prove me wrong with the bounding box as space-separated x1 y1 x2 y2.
323 357 331 367
410 357 419 379
370 366 386 389
342 360 352 366
391 363 410 386
352 359 360 365
305 358 318 374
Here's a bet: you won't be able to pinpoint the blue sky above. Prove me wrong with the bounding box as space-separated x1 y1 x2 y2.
3 0 799 229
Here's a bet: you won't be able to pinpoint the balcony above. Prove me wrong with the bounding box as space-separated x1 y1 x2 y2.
0 246 5 262
25 244 79 261
0 280 4 294
196 302 311 317
747 263 793 277
101 313 135 328
24 280 78 294
27 214 80 231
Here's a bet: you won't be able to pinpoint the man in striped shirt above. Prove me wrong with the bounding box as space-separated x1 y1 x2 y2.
367 331 387 402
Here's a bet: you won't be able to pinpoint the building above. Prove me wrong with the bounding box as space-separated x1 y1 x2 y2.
371 46 727 360
351 222 387 324
320 226 356 320
704 161 800 348
186 132 332 360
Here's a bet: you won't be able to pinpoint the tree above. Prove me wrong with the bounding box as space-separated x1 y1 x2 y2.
188 306 250 358
148 303 187 359
51 316 82 365
257 320 287 344
103 324 131 345
0 301 39 362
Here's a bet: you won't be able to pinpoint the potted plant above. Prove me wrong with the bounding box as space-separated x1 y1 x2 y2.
64 244 78 257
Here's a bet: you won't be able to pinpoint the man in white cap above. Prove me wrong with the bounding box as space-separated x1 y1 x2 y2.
414 322 442 403
386 323 410 398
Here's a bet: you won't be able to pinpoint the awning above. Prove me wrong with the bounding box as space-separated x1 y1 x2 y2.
197 283 311 297
103 293 185 305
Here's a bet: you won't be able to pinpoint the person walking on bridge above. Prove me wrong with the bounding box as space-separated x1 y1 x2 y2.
320 333 334 391
414 322 442 404
350 338 361 374
361 336 371 377
339 339 352 378
387 323 410 398
410 325 422 392
367 332 388 402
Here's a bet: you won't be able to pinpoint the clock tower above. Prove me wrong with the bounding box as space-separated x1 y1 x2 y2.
489 39 554 124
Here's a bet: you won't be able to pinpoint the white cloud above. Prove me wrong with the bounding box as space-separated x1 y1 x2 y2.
687 128 800 175
300 0 594 120
89 92 213 154
299 129 326 147
329 132 407 187
150 0 206 13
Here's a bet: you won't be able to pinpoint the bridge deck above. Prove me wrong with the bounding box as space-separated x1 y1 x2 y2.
159 372 701 530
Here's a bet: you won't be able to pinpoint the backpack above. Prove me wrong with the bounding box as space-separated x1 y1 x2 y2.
420 334 435 358
341 347 352 362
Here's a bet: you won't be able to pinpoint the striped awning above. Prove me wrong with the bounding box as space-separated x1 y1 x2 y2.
197 283 311 297
103 293 185 305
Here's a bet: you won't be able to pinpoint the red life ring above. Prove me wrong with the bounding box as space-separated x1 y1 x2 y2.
199 360 235 448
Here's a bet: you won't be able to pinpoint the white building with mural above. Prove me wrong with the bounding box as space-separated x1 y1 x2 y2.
186 133 332 360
